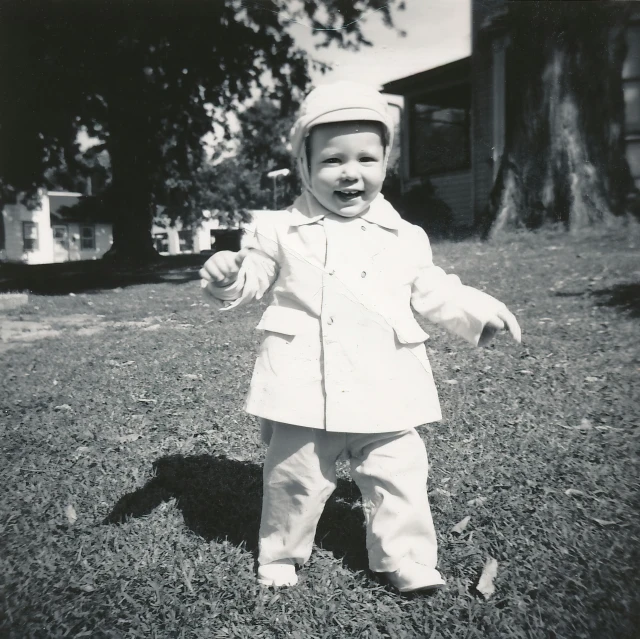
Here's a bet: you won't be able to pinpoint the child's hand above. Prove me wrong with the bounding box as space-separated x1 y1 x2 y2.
199 249 248 287
478 308 521 347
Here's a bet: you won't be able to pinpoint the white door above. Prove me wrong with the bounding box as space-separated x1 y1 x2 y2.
52 225 70 262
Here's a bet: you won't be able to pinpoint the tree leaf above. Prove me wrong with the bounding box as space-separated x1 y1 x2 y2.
476 557 498 599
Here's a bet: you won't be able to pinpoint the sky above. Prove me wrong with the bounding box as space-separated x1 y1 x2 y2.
290 0 471 93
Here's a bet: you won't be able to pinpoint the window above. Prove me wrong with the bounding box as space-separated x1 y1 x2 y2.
153 232 169 253
22 221 38 251
623 24 640 82
410 84 470 176
178 230 193 253
80 225 95 250
624 22 640 185
624 83 640 133
53 225 69 248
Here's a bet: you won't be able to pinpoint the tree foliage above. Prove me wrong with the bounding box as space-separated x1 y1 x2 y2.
196 98 300 220
0 0 400 261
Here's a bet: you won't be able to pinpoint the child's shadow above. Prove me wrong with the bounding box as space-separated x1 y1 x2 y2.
104 454 369 573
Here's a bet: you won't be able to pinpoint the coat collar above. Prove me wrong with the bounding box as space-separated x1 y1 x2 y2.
288 192 401 231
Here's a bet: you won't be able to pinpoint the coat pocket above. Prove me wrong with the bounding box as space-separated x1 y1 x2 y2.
256 305 318 336
390 314 430 345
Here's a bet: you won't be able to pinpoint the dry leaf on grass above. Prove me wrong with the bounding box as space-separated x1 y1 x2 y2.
467 496 488 507
592 518 618 527
65 504 77 524
117 433 141 443
565 488 585 497
451 515 471 535
476 557 498 599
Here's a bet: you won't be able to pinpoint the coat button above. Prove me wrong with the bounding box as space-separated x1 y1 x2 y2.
361 271 367 278
327 317 334 325
361 225 366 231
328 268 335 275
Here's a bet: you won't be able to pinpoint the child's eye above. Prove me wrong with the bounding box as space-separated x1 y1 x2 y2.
360 156 378 163
323 158 340 165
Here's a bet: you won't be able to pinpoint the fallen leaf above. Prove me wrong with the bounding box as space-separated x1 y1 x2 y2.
117 433 141 443
467 496 488 507
445 379 458 385
65 504 77 524
54 404 73 412
585 376 599 382
476 557 498 599
565 488 585 497
451 515 471 535
563 418 593 431
592 518 618 527
79 584 95 593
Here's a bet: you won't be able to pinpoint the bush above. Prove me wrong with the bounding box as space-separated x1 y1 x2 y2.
383 170 455 239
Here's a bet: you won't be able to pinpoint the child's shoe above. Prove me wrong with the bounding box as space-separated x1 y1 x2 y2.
257 559 298 587
384 559 446 593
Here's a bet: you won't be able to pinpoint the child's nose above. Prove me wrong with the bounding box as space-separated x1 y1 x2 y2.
341 162 359 180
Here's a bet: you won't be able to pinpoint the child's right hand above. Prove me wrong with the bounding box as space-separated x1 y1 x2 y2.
199 249 248 287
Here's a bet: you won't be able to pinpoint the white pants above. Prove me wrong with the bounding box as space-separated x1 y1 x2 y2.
258 419 439 573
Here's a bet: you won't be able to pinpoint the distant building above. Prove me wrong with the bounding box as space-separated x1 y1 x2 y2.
0 191 113 264
152 210 277 256
382 0 640 228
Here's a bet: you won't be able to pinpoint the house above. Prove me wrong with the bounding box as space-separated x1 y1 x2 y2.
382 0 640 229
0 190 113 264
151 210 277 256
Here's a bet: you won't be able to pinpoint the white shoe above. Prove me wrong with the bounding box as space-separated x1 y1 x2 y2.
257 560 298 587
385 560 446 593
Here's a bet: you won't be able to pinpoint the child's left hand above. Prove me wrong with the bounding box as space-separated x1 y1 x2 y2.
478 308 521 347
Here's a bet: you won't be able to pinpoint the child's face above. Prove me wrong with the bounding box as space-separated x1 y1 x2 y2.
308 121 385 217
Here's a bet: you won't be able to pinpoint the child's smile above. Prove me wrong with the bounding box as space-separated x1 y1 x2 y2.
308 121 386 217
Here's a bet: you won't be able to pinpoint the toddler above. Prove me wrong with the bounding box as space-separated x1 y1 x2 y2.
200 82 521 592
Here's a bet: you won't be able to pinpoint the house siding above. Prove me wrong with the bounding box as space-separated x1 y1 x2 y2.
471 0 506 224
2 201 54 264
431 171 473 227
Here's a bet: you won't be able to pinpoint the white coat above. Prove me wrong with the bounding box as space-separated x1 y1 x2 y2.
208 192 507 433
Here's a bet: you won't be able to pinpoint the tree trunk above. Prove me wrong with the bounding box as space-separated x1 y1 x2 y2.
486 1 633 237
102 86 160 265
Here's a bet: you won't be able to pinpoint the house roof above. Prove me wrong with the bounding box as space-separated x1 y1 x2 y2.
382 57 471 96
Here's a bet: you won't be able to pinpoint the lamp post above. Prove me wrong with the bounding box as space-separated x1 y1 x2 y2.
266 168 290 209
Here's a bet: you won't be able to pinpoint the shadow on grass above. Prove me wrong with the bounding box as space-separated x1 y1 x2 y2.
104 454 369 573
0 254 207 295
553 282 640 318
591 282 640 318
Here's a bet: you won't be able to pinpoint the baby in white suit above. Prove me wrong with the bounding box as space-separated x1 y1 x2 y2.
200 82 521 592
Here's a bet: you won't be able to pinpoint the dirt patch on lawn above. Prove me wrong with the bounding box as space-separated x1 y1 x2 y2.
0 314 158 353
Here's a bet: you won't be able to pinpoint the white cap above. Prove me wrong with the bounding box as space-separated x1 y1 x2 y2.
290 81 394 192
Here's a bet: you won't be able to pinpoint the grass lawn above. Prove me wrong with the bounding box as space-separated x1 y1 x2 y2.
1 227 638 638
